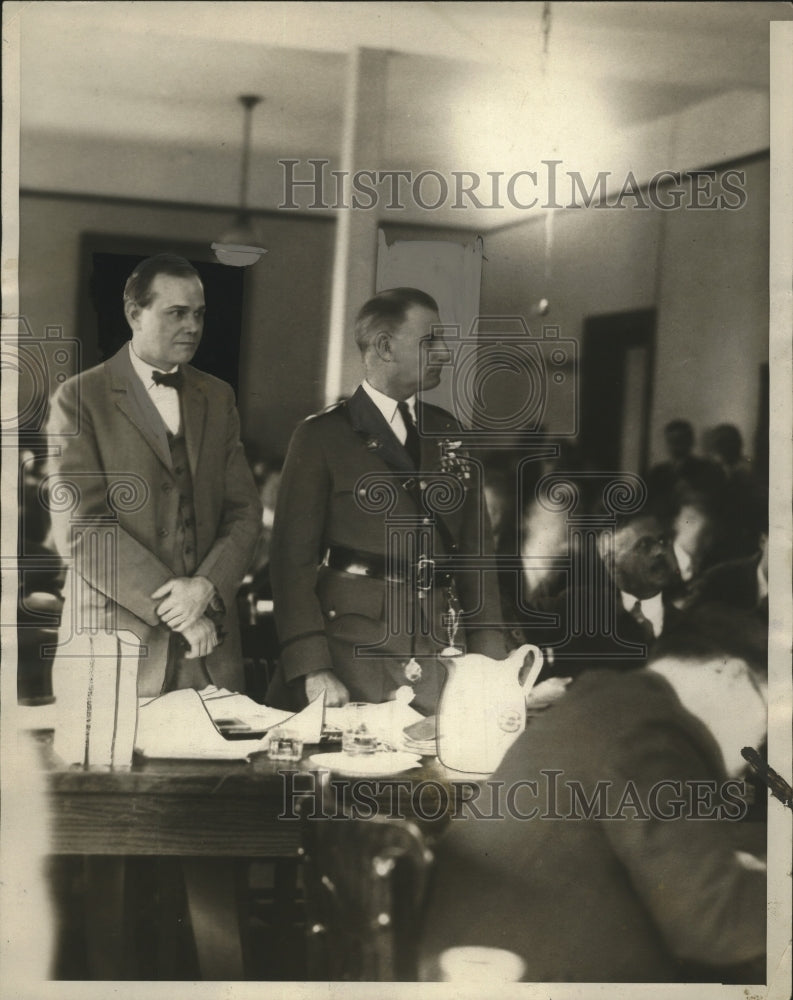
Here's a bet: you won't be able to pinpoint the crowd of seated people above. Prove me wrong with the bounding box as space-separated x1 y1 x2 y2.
419 416 770 983
483 418 768 669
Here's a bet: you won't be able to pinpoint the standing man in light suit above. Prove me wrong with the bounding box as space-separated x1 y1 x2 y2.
267 287 506 713
47 254 262 697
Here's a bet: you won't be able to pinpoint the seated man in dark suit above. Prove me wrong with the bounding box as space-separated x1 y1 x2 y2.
420 613 768 983
530 509 683 677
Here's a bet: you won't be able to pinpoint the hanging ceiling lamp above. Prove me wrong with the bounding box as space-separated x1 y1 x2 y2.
212 94 268 267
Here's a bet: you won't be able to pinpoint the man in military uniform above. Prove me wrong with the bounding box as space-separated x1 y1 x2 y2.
267 287 506 712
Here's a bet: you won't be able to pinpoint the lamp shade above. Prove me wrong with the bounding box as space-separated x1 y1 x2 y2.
212 214 268 266
213 95 268 267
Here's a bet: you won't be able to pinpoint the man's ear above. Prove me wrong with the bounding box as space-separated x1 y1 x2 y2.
373 330 392 362
124 299 140 329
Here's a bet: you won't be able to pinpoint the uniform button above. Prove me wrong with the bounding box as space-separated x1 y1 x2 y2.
419 480 428 490
158 528 169 538
174 465 184 475
184 518 193 528
422 517 431 525
328 609 337 619
185 546 193 555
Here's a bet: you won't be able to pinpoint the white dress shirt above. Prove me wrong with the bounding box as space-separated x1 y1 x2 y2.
128 343 181 435
361 381 416 445
620 589 665 639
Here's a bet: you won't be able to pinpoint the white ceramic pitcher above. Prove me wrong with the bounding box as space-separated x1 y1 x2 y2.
436 644 543 775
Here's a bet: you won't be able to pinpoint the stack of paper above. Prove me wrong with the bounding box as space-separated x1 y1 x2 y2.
52 630 140 768
135 688 325 759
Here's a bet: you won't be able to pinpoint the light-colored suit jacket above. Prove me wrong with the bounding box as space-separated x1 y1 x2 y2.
46 344 262 695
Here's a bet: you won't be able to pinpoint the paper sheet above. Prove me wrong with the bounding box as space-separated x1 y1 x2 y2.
135 688 325 759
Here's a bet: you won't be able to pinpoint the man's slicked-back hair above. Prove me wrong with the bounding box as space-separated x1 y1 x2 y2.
123 254 202 311
353 287 439 354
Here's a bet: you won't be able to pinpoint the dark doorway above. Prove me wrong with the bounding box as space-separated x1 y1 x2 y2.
579 309 656 475
78 235 245 394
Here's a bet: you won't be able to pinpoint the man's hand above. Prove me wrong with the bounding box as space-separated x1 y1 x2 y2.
305 669 349 707
526 676 572 709
152 576 214 631
180 616 219 660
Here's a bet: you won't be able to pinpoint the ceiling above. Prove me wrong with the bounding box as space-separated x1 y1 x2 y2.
15 1 790 219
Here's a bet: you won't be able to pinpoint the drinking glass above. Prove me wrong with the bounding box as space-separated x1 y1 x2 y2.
267 728 303 761
341 703 378 755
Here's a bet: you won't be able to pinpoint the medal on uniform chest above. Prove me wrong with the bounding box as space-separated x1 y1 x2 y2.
439 439 473 486
440 587 463 657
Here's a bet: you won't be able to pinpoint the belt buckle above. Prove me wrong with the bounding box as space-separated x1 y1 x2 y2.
416 555 435 592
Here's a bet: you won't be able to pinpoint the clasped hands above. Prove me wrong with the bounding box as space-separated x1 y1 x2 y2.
151 576 218 659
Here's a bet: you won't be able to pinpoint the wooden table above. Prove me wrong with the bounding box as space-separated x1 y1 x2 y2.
40 736 458 980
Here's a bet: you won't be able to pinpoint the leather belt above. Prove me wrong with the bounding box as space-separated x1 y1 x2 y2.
324 545 453 591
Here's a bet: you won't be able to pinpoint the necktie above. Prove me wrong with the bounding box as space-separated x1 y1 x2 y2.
629 600 655 642
397 400 421 468
152 369 183 390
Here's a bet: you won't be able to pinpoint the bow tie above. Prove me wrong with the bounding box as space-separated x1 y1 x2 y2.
151 369 183 390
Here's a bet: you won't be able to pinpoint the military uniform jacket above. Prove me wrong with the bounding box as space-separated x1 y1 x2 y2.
269 385 506 707
46 344 263 696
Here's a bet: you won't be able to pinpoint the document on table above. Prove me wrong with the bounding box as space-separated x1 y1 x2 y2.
135 687 324 759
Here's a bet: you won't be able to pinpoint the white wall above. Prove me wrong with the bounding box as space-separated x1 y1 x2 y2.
651 158 769 461
480 156 769 465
